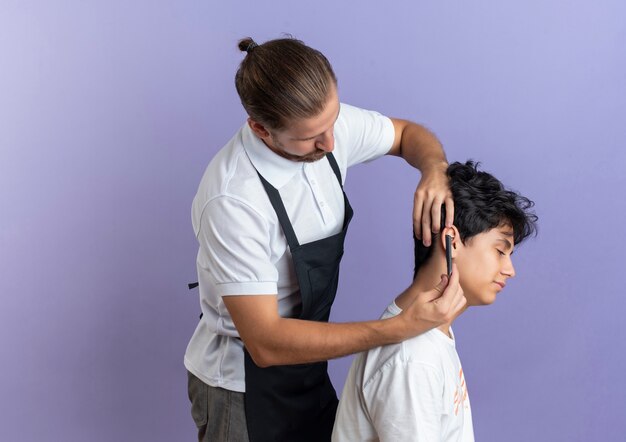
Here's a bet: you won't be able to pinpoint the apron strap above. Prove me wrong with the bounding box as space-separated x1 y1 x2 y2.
326 153 352 230
325 152 343 189
256 172 301 248
256 153 344 250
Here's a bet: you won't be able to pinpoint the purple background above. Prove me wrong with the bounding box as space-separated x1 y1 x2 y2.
1 1 625 441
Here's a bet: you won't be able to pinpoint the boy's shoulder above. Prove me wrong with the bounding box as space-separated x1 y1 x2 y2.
362 328 451 378
358 302 457 387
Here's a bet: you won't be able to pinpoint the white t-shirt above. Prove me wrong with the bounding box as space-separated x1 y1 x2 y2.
184 103 395 392
332 301 475 442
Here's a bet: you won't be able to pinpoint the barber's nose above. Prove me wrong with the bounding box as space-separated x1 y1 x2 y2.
316 132 334 152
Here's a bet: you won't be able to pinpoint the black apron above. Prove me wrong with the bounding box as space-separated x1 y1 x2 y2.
244 152 353 442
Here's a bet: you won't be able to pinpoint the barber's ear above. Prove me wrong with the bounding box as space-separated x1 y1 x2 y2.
248 118 271 139
440 226 460 258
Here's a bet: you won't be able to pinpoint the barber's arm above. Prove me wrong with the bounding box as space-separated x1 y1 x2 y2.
386 118 453 247
223 269 464 367
203 194 464 368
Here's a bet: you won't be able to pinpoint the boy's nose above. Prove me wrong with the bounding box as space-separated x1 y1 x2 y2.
502 259 516 278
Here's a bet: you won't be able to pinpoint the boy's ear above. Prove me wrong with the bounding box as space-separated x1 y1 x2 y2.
440 225 460 258
248 118 271 139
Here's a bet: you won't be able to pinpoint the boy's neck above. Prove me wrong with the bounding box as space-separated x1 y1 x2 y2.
395 257 467 338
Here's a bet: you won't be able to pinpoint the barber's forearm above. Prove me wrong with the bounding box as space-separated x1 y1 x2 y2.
246 315 430 368
235 273 463 366
391 120 448 174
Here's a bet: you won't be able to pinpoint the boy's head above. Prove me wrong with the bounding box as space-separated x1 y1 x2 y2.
414 161 538 306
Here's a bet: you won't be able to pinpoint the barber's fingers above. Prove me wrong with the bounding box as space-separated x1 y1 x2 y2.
414 186 435 245
430 196 445 235
413 194 425 241
424 274 449 302
452 288 467 315
421 211 432 247
440 263 459 297
444 196 455 228
445 273 467 316
430 264 463 319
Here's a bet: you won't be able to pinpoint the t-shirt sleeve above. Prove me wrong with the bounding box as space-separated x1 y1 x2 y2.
195 195 278 296
363 361 444 442
334 103 395 168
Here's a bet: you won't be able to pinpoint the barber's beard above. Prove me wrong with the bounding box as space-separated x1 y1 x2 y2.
267 139 327 163
293 150 327 163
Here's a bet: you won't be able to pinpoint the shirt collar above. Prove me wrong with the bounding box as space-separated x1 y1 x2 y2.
242 123 303 189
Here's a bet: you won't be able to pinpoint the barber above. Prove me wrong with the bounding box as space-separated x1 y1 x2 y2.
185 37 466 442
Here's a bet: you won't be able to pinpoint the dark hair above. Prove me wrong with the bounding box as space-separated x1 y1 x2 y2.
234 37 337 130
413 161 538 278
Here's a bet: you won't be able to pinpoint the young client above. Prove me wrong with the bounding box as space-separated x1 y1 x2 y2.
332 161 538 441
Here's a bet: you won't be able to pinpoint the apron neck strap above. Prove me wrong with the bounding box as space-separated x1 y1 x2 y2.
256 153 343 249
325 153 343 189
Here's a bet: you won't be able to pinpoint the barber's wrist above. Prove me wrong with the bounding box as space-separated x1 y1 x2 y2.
389 312 426 343
376 315 407 345
420 160 448 177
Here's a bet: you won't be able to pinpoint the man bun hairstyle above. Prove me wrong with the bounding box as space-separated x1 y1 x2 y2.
234 36 337 130
413 161 538 278
238 37 258 53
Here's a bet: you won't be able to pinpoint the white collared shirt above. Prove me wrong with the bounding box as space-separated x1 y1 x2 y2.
184 103 395 392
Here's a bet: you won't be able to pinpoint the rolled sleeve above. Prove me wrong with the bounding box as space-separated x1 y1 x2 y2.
197 195 279 296
218 281 277 296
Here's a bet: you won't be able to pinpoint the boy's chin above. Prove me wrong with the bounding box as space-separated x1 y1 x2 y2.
467 291 498 306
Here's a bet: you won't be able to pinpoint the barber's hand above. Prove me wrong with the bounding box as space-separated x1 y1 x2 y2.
400 264 466 336
413 167 454 246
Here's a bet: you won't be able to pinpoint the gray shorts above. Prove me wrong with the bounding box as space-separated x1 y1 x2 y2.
187 371 250 442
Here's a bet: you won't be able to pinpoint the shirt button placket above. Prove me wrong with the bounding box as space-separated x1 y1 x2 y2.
307 167 328 224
